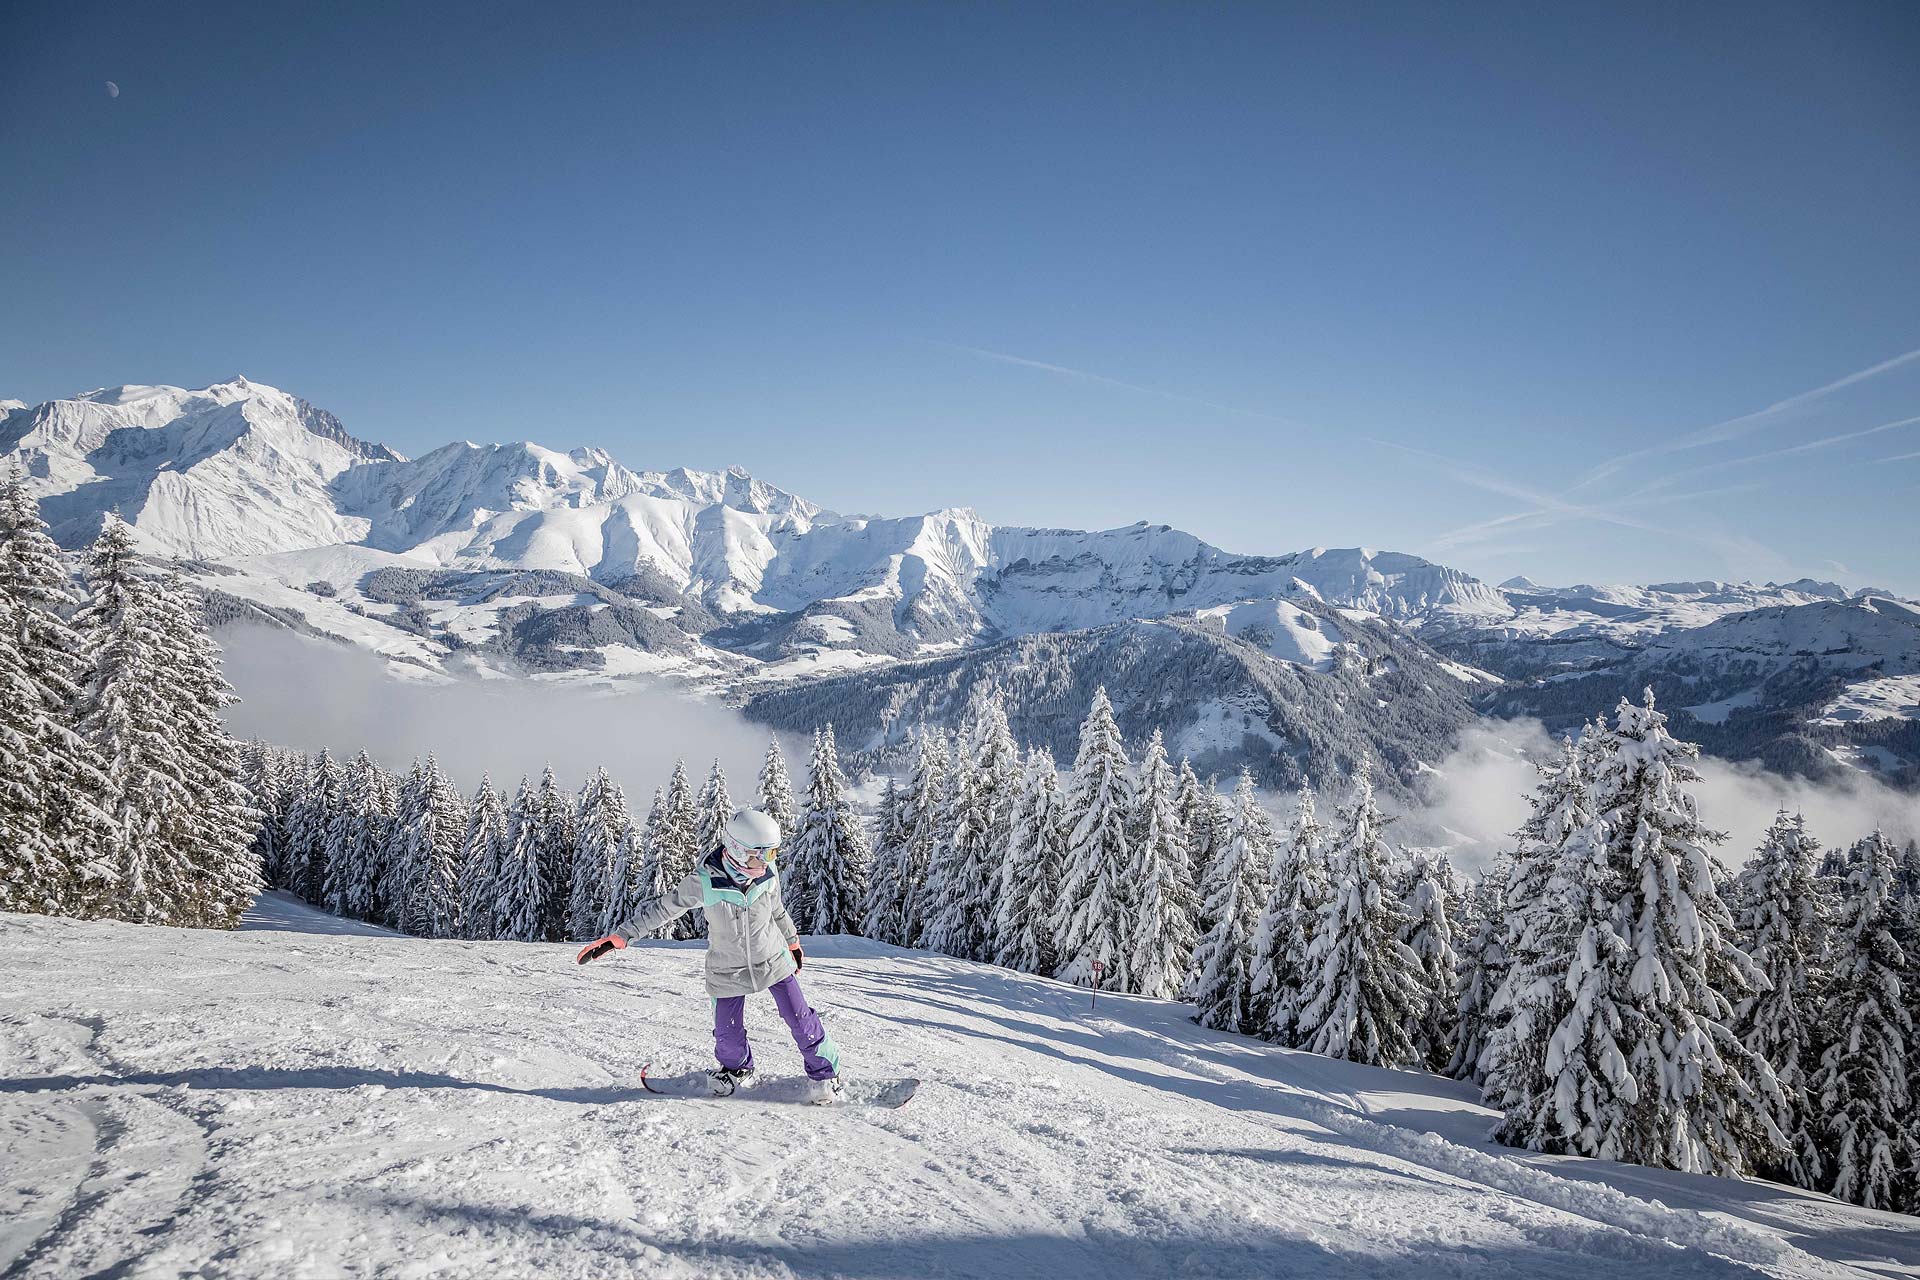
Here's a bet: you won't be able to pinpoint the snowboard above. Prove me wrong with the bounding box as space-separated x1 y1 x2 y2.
639 1064 919 1109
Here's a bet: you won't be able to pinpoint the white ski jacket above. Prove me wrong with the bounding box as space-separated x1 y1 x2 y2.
613 850 802 997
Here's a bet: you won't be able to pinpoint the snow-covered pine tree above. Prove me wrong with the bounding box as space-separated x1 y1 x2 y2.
993 745 1067 975
495 776 547 943
457 776 505 939
784 724 870 935
1731 810 1829 1188
757 739 798 844
1547 692 1785 1176
533 766 575 941
328 751 385 919
239 743 291 893
1053 688 1134 988
416 755 467 938
0 473 109 917
621 786 675 938
1251 785 1325 1047
861 774 914 943
289 748 342 905
1811 831 1912 1210
925 720 1001 962
971 696 1022 866
381 759 428 931
1400 851 1461 1073
570 766 630 941
898 727 949 949
73 518 190 923
603 821 647 936
1448 859 1509 1084
1125 729 1194 998
694 759 732 860
1191 771 1276 1031
1296 766 1426 1066
153 572 262 928
1484 731 1596 1146
1177 762 1221 944
658 761 702 940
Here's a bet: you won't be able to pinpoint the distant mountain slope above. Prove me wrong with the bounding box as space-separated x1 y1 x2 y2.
8 376 1917 789
1479 597 1920 784
742 602 1477 797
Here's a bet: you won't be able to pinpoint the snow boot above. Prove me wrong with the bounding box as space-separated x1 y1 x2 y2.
705 1066 757 1096
800 1076 844 1105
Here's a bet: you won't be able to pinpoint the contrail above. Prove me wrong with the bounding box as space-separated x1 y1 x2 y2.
926 340 1287 423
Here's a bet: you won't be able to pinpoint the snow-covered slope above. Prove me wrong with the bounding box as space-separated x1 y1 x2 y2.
2 896 1908 1279
6 380 1511 643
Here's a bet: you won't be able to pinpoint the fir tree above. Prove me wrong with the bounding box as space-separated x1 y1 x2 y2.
0 473 109 916
784 725 870 935
534 766 575 941
1053 688 1133 988
1448 860 1509 1084
757 739 798 844
623 786 675 938
288 749 343 905
1251 785 1325 1047
1811 832 1912 1210
457 776 505 939
415 755 467 938
1401 851 1461 1073
1486 732 1596 1147
1296 766 1426 1066
1126 729 1194 998
495 776 547 942
1191 771 1274 1032
861 774 914 943
73 518 190 923
993 746 1067 975
898 728 949 948
1732 811 1828 1188
571 767 630 940
694 758 733 859
1543 693 1785 1176
382 759 428 931
329 751 387 920
925 723 999 962
658 761 702 940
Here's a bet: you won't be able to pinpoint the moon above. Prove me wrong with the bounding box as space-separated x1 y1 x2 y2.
105 81 119 98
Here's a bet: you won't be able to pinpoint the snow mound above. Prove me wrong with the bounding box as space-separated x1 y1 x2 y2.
1 896 1908 1279
1201 598 1345 669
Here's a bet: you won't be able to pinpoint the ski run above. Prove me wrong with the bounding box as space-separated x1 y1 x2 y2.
2 893 1915 1280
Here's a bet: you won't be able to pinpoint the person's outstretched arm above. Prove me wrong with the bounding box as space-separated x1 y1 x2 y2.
577 873 703 963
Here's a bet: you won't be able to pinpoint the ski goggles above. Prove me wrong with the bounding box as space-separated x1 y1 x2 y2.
722 845 777 881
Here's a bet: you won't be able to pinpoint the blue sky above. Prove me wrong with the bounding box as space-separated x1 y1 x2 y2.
4 1 1917 593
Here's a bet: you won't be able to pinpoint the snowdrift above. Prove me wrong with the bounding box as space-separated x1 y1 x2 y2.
2 894 1914 1278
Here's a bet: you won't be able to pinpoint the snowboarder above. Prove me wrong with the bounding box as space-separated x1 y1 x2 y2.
577 807 844 1101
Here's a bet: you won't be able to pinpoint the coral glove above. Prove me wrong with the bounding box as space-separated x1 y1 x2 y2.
576 935 626 965
790 944 804 971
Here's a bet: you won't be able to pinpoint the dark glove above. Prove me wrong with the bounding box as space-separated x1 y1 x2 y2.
576 935 626 965
790 944 804 971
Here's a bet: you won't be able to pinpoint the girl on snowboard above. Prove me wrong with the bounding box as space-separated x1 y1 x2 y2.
576 807 843 1101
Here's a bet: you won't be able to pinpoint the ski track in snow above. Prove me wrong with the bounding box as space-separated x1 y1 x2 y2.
1 894 1915 1279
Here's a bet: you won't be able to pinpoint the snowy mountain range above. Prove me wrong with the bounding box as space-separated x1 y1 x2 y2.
6 377 1916 789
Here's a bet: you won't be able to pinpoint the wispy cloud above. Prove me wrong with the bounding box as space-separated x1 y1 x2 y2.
1880 450 1920 463
926 340 1285 423
1373 437 1787 569
1669 413 1920 479
1570 345 1920 490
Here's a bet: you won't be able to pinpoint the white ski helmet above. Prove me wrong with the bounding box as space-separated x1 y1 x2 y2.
721 807 782 860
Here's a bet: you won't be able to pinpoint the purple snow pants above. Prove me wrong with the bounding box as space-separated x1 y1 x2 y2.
714 974 839 1080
